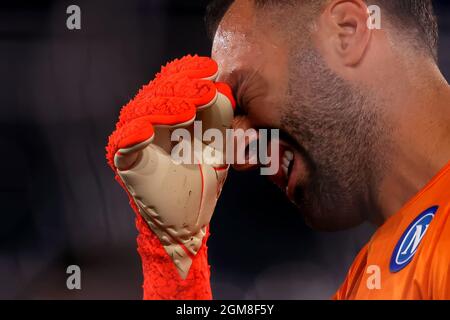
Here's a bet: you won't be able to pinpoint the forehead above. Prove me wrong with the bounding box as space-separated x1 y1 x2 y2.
211 0 286 82
211 0 258 71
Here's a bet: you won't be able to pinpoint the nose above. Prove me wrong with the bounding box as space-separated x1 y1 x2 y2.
231 115 260 171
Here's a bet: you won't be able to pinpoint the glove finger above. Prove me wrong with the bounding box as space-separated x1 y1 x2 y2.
197 82 236 129
117 79 218 129
106 116 155 170
196 82 235 133
195 82 236 168
149 77 218 108
157 55 218 81
117 97 197 129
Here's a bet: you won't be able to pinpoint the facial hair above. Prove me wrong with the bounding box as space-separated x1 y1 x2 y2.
281 48 390 231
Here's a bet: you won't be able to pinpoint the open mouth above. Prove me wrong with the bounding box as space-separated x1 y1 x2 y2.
267 138 306 202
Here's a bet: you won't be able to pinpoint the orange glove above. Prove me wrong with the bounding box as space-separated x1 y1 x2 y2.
106 55 235 299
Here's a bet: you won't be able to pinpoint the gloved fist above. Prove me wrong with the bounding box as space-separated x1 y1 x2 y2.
106 55 235 280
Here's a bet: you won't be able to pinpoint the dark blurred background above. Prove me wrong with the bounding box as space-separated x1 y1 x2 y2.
0 0 449 300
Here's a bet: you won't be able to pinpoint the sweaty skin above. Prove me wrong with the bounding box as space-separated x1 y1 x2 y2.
212 0 450 230
213 0 288 130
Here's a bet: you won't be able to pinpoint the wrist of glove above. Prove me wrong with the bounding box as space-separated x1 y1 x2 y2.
106 55 235 299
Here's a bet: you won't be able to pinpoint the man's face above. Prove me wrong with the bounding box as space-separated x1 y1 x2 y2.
212 0 383 230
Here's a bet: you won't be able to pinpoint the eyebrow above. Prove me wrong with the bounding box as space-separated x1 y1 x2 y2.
224 68 264 114
222 69 251 113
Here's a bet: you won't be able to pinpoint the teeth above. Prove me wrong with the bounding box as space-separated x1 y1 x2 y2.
281 150 294 178
285 150 294 161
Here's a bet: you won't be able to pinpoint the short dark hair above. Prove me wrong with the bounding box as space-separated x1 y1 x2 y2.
375 0 438 59
205 0 438 59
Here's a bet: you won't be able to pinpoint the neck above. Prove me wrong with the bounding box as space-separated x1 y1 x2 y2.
375 60 450 223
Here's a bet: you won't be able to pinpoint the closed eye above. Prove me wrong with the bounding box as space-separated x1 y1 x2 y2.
234 101 248 117
229 69 263 113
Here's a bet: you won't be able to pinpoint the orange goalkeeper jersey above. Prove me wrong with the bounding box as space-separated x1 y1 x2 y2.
335 161 450 300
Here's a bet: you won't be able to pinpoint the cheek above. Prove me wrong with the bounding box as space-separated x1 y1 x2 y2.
249 101 283 129
253 86 287 127
254 74 289 129
231 115 252 131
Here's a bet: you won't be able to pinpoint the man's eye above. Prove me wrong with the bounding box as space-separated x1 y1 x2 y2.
234 92 250 116
234 103 248 117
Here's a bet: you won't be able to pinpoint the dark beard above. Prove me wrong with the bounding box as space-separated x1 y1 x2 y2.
281 48 389 231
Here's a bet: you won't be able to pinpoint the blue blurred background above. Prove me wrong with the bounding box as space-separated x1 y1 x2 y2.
0 0 449 299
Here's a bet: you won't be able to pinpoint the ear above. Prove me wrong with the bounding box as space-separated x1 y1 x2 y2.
316 0 372 67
